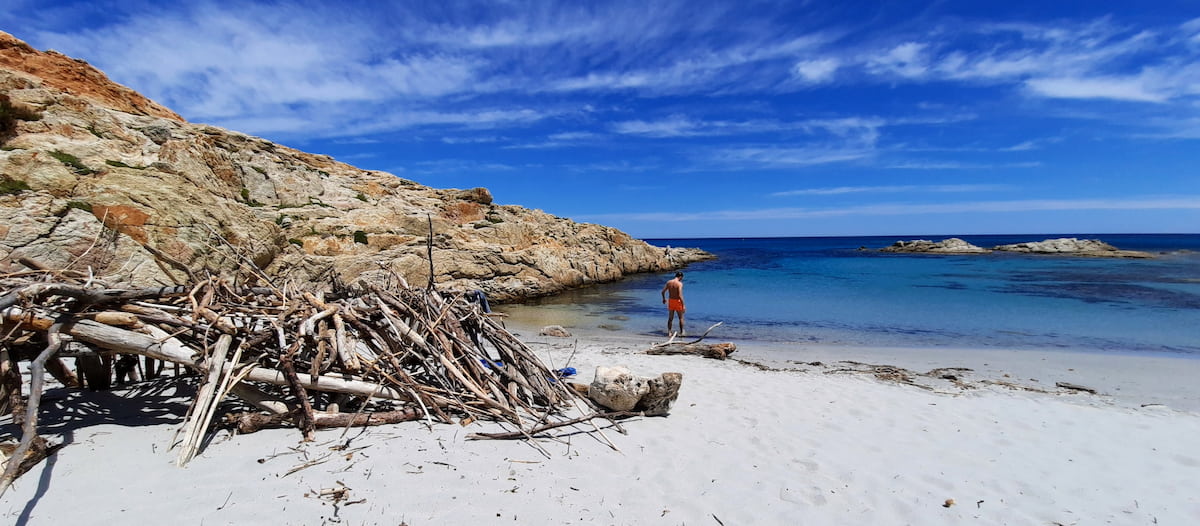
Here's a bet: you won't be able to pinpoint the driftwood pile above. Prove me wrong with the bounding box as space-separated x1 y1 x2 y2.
0 270 603 494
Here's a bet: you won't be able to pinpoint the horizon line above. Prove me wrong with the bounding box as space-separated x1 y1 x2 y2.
638 232 1200 241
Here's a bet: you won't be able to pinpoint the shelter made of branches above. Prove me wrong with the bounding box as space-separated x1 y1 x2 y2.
0 270 597 493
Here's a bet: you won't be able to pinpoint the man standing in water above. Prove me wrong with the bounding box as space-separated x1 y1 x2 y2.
661 271 685 336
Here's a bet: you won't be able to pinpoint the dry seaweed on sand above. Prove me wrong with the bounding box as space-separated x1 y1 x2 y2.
0 270 604 494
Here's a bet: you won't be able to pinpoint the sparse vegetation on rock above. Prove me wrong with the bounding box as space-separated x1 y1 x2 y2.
105 159 145 169
48 150 95 175
0 177 31 195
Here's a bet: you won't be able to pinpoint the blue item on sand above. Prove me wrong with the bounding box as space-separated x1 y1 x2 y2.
468 289 492 313
480 358 504 369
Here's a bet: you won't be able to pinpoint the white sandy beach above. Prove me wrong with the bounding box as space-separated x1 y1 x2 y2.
4 319 1200 525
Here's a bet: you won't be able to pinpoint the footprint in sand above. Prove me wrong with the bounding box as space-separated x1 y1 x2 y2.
801 486 828 506
795 459 820 472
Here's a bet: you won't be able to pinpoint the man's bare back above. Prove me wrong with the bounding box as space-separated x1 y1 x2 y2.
663 279 683 300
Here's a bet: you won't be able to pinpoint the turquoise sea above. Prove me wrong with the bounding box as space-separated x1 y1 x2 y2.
501 234 1200 356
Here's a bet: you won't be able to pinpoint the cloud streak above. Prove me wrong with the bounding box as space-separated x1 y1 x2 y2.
771 184 1012 197
582 196 1200 222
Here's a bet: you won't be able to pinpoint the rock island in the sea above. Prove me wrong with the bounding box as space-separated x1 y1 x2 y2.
880 237 1154 258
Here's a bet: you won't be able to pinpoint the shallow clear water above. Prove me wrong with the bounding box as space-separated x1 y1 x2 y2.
502 234 1200 355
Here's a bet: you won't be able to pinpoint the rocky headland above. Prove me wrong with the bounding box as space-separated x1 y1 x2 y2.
880 237 1154 258
0 31 710 301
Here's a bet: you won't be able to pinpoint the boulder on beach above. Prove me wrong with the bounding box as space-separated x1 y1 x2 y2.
588 365 650 411
539 325 572 338
587 365 682 415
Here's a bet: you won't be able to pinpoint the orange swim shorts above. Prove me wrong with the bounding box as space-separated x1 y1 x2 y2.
668 298 684 312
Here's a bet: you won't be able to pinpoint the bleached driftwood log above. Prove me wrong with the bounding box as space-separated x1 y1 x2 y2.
645 322 736 359
646 342 737 360
228 408 424 434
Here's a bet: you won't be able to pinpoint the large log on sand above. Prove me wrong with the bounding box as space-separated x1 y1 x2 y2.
228 408 424 434
645 322 735 360
646 342 737 360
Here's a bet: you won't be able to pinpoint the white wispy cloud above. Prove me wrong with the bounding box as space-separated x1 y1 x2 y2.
696 116 892 168
547 32 831 94
29 3 497 137
611 116 708 137
581 196 1200 222
561 160 660 173
503 131 604 149
1025 76 1167 103
771 184 1012 197
337 108 550 136
611 115 887 142
441 135 505 144
547 132 598 141
792 57 841 84
1136 114 1200 139
1001 141 1038 151
885 161 1042 170
866 42 930 78
1185 17 1200 44
411 159 519 174
851 18 1200 105
710 146 874 168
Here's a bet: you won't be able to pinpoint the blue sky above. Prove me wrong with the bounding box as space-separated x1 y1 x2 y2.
4 1 1199 238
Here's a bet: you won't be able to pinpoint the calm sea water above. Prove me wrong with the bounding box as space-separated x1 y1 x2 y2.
501 234 1200 356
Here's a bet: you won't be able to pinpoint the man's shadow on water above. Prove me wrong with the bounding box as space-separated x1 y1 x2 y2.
2 376 199 523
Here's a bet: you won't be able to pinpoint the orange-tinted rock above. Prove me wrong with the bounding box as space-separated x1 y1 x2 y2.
0 31 182 121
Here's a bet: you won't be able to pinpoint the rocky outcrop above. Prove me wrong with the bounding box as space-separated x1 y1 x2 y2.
880 237 1153 258
880 238 989 254
0 32 711 301
992 238 1152 258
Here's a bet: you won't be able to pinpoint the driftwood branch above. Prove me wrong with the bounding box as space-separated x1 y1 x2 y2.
279 346 316 441
0 322 66 496
426 214 435 290
0 283 189 312
468 411 638 440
